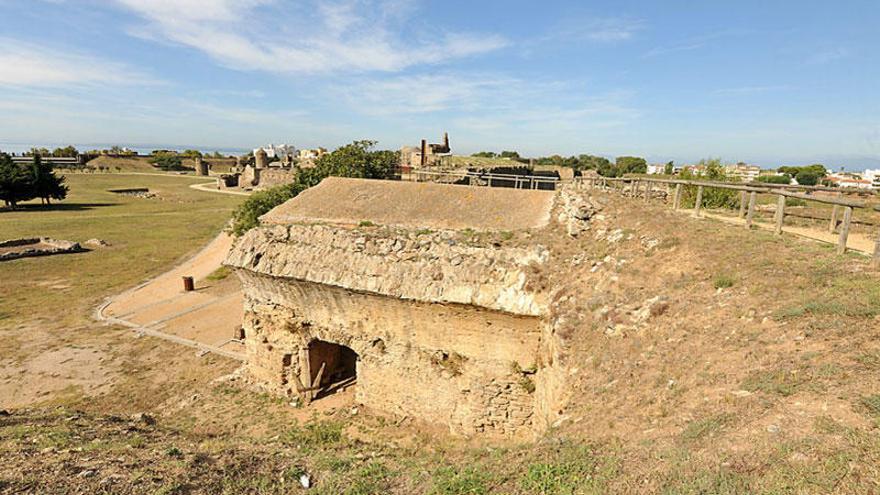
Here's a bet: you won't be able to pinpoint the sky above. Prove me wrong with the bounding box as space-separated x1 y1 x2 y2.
0 0 878 168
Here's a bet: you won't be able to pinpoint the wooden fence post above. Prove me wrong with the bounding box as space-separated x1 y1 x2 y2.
874 232 880 269
694 186 704 216
739 191 747 218
837 206 852 255
745 192 757 229
774 195 785 235
829 205 839 233
673 184 682 210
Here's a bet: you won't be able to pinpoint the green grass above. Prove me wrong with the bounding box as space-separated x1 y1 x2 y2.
206 266 231 281
281 419 344 449
519 445 619 495
431 466 488 495
679 414 733 443
0 173 243 325
713 273 736 289
741 368 808 397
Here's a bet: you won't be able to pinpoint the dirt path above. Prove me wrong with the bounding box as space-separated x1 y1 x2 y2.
97 232 245 360
190 181 252 196
698 210 876 254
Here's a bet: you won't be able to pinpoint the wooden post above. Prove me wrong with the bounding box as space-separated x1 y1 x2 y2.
774 195 785 235
745 192 757 229
739 191 747 218
673 184 682 210
837 206 852 255
694 186 704 216
311 362 326 400
873 232 880 269
829 205 839 233
182 276 194 292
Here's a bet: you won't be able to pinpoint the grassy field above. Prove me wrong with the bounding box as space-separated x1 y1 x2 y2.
0 173 242 326
2 174 880 493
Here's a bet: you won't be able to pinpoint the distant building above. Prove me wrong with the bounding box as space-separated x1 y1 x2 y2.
298 148 327 160
725 163 762 182
863 169 880 189
646 164 666 175
826 172 873 189
254 144 296 160
400 133 451 168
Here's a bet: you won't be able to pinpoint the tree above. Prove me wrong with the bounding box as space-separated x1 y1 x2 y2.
795 170 820 186
181 149 203 159
29 155 68 204
615 156 648 175
472 151 497 158
664 161 674 175
52 146 78 157
0 153 35 209
149 152 187 171
499 150 521 160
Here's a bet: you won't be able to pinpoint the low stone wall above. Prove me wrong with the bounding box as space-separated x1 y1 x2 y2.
257 168 297 189
0 238 83 261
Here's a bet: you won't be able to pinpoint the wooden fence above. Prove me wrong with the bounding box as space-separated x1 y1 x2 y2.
403 168 560 190
574 176 880 266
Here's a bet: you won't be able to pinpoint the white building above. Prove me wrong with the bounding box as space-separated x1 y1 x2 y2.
863 169 880 189
646 164 666 175
254 144 296 160
826 172 873 189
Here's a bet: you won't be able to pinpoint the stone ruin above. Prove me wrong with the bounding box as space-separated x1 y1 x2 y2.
220 148 299 191
224 178 598 438
400 132 451 169
0 237 84 261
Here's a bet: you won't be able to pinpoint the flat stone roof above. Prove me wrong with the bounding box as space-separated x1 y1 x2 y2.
260 177 556 231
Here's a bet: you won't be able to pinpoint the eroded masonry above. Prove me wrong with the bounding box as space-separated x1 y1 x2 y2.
225 177 593 437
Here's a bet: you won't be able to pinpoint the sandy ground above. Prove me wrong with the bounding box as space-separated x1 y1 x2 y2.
699 210 876 254
99 232 245 359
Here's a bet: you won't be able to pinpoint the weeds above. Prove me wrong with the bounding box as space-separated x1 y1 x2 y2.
431 466 488 495
282 419 344 448
679 414 732 443
713 274 736 289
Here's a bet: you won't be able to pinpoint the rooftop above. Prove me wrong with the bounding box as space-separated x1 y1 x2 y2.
260 177 556 231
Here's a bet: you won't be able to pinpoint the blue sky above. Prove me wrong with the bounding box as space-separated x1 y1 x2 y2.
0 0 878 168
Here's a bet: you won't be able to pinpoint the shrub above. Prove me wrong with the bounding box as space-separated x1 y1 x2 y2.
756 174 791 184
149 152 187 171
679 158 740 209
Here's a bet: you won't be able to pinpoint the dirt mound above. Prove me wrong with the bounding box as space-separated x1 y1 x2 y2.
261 177 556 231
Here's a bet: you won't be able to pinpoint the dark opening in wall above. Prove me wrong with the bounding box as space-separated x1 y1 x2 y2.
308 339 358 399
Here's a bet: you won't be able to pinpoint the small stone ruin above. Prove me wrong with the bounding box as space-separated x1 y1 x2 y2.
0 238 84 261
225 177 591 438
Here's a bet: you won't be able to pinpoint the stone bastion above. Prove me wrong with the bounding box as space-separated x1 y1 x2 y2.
225 177 588 438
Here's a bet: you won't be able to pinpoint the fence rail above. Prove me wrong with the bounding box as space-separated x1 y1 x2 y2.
402 168 560 190
574 176 880 266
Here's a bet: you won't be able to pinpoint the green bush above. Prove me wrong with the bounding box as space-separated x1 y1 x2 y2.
756 174 791 184
679 158 740 210
149 152 187 171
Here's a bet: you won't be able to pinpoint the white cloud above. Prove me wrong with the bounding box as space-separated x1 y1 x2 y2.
338 72 640 132
0 38 159 87
114 0 508 75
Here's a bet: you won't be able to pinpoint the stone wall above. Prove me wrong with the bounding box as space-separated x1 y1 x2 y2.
238 273 544 436
257 168 297 189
